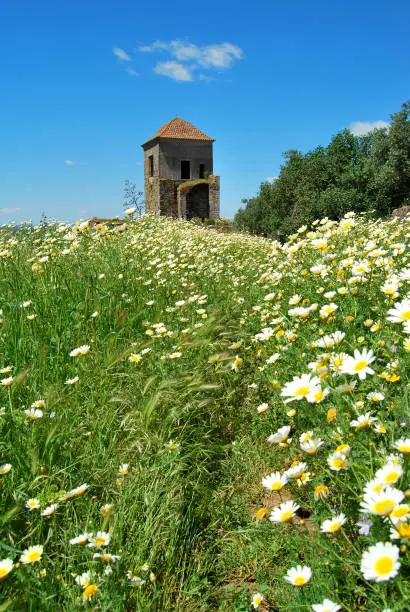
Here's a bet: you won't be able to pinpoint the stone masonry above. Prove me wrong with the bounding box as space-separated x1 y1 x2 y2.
141 117 220 220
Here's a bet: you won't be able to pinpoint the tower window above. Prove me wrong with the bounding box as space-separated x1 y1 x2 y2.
149 155 154 177
181 160 190 179
199 163 206 179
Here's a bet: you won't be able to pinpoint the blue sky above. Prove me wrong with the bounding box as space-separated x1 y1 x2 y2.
1 0 409 223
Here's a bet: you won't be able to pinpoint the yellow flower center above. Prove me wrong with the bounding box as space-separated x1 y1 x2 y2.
0 568 10 579
374 499 395 515
293 576 306 586
398 444 410 453
280 510 293 522
397 523 410 538
353 360 367 371
295 386 309 397
83 584 98 600
385 471 399 484
95 537 106 547
271 482 283 491
391 505 408 519
400 310 410 320
314 485 328 496
332 459 345 469
336 444 348 453
329 522 341 532
27 551 41 563
374 556 394 576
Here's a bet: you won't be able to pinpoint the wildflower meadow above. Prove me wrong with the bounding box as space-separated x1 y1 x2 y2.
0 212 409 610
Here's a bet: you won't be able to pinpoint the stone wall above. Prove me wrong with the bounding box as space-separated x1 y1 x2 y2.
142 138 219 219
209 175 220 219
159 140 213 180
177 187 187 219
145 178 160 214
176 177 220 219
143 143 160 214
159 180 178 217
393 205 410 219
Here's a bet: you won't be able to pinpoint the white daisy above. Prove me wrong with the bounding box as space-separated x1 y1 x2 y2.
0 558 14 580
280 374 321 403
360 542 400 582
360 487 404 517
327 452 349 471
340 348 375 380
375 463 403 486
88 531 110 548
283 565 311 587
25 498 40 511
261 471 288 491
350 412 377 430
300 437 324 455
387 299 410 324
320 514 347 533
41 503 59 517
267 425 291 444
251 592 264 609
270 500 300 523
70 532 93 545
20 545 43 564
393 437 410 454
389 504 410 525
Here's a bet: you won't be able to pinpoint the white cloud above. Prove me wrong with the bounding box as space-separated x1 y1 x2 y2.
64 159 75 166
138 40 243 81
264 176 278 183
126 67 139 76
113 47 131 61
139 41 170 53
0 207 22 214
349 120 390 136
170 42 200 62
197 43 243 68
154 61 193 82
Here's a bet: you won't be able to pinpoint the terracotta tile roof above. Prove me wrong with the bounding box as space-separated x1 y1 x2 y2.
142 117 214 146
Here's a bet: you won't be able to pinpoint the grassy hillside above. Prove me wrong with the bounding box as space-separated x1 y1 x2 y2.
0 214 409 611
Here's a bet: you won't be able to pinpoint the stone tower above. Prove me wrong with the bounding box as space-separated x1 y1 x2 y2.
141 117 220 220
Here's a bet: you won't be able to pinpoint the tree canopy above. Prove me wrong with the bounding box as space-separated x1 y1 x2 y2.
235 101 410 238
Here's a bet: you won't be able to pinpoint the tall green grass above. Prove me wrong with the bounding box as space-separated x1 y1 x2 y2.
0 214 409 610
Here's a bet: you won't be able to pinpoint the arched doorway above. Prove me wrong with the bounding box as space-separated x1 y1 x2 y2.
186 183 209 220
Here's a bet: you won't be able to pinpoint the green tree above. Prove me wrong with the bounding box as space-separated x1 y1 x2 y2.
235 100 410 238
